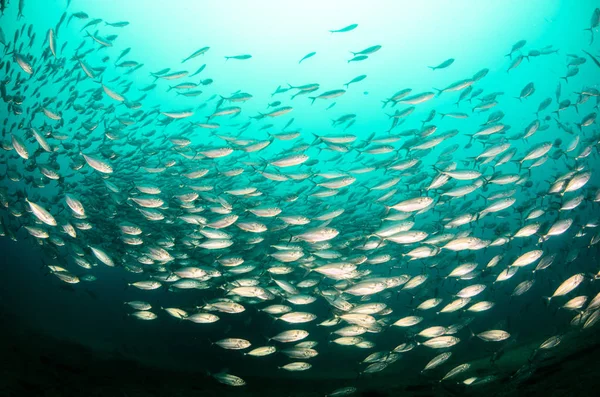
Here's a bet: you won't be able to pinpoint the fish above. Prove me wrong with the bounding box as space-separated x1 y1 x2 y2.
225 54 252 61
583 8 600 44
505 39 526 59
351 45 381 56
299 51 316 63
344 74 367 88
212 372 245 386
330 24 358 33
515 82 535 101
348 55 368 63
433 79 474 96
582 50 600 69
309 89 345 104
477 330 511 342
545 274 585 303
105 21 130 28
429 58 454 70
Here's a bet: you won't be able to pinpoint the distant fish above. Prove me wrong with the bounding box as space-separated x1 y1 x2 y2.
515 82 535 101
47 28 56 57
309 89 346 104
182 46 210 63
429 58 454 70
329 23 358 33
350 45 381 56
225 54 252 61
505 39 526 59
584 8 600 44
582 49 600 69
348 55 368 63
433 79 474 96
299 51 316 64
189 64 206 77
105 21 129 27
344 74 366 88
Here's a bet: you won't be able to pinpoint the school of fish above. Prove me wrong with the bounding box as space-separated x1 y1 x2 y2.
1 1 600 393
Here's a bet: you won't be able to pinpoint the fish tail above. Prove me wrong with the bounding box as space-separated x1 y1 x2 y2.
584 27 594 44
468 327 476 340
433 88 442 97
504 53 512 59
309 97 316 105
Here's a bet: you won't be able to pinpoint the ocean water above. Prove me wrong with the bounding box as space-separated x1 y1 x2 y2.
1 0 600 395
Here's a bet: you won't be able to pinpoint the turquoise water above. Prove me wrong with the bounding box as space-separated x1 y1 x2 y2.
1 0 600 395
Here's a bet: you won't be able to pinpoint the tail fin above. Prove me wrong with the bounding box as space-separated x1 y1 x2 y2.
584 28 594 45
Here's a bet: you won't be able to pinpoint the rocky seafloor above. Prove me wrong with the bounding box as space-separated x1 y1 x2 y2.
2 307 600 397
